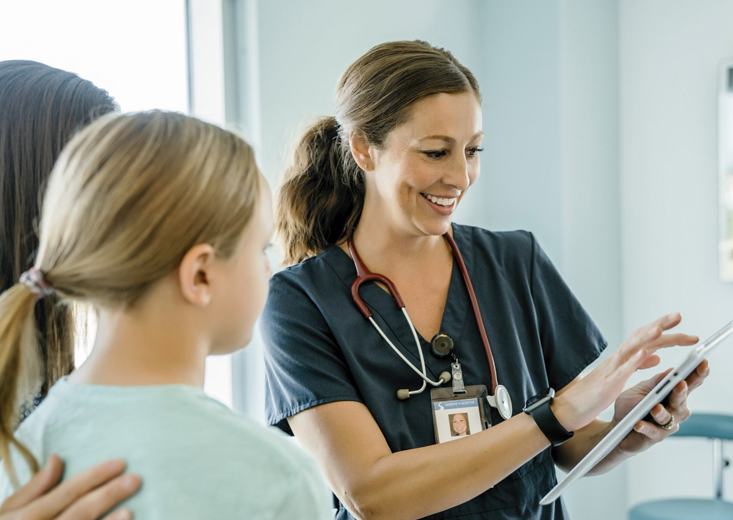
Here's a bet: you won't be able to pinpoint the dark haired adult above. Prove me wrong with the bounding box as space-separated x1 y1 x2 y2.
0 60 118 409
0 60 139 519
262 41 708 519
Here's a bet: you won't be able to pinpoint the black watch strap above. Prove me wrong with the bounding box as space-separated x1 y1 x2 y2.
525 400 574 447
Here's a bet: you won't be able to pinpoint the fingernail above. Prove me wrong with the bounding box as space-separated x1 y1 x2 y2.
103 459 126 472
114 510 132 520
634 424 643 432
666 313 679 322
43 454 59 473
122 474 140 492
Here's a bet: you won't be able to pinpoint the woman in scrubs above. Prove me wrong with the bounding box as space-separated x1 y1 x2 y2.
262 40 708 519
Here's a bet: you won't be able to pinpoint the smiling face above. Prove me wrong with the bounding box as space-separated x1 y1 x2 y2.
358 91 483 238
452 413 468 435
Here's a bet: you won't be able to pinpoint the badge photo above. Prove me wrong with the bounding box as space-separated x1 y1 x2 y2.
431 384 491 444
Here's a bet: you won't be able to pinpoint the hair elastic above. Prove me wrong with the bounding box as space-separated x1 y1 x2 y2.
19 267 54 300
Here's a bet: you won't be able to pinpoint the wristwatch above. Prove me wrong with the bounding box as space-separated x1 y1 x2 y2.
523 388 574 447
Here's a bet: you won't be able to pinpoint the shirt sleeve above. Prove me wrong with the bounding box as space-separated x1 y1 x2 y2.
529 232 608 390
261 271 364 434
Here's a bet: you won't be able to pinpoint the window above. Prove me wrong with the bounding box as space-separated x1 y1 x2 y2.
1 0 234 407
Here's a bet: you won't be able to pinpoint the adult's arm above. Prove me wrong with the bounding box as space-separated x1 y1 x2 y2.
288 314 697 520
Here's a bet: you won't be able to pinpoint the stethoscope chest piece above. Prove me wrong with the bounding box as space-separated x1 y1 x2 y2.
430 333 455 359
487 384 513 420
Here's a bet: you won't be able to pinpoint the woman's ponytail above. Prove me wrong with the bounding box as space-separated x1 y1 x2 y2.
276 116 364 265
275 41 481 265
0 283 43 487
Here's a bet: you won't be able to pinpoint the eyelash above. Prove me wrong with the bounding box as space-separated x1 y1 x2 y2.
422 147 484 159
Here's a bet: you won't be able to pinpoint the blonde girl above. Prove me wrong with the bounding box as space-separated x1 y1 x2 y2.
0 111 332 519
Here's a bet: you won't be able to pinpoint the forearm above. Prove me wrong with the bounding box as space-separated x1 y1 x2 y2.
337 413 550 520
552 419 632 476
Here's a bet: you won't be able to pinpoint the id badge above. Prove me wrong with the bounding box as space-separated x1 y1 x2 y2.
430 385 491 444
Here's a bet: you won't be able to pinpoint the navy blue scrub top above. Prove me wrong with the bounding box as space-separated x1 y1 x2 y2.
261 224 607 520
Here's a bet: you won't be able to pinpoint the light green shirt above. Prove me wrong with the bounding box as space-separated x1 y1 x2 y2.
0 378 333 520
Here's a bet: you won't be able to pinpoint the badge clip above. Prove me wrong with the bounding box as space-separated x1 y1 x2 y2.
451 361 466 395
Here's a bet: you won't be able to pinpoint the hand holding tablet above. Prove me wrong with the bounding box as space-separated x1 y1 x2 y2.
611 359 708 453
541 316 731 505
549 313 699 434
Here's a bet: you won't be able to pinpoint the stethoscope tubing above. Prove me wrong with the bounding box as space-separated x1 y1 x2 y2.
368 310 447 390
442 232 499 392
348 231 501 395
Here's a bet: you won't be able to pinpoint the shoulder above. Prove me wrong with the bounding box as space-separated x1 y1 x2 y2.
263 247 349 323
200 412 331 518
66 385 320 481
270 247 345 294
453 223 535 269
171 392 313 468
199 404 329 500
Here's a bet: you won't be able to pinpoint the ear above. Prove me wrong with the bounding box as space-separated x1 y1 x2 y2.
349 130 374 171
178 243 216 307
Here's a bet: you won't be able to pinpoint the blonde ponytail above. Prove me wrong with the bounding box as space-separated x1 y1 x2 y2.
0 284 44 487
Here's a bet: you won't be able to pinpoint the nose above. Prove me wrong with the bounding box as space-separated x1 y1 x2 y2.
442 154 471 192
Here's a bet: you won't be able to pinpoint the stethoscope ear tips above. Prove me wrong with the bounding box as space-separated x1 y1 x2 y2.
397 389 411 400
397 372 451 399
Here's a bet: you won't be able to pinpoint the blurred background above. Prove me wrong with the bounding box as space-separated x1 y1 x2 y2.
2 0 733 518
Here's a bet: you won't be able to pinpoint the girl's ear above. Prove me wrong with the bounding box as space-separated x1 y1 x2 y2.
178 244 216 307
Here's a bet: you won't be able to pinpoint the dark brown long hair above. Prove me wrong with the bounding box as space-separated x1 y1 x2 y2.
276 41 480 265
0 60 117 401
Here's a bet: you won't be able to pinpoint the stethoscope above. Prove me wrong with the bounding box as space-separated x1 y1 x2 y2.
348 231 513 420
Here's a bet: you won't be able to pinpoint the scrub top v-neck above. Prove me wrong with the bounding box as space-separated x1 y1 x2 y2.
261 224 607 520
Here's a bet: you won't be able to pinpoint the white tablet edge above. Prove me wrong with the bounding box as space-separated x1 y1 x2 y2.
539 319 733 506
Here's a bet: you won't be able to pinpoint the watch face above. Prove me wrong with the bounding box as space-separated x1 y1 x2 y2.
525 388 553 410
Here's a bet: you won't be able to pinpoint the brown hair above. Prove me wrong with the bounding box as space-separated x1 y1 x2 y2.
0 60 118 404
276 40 480 265
0 111 260 486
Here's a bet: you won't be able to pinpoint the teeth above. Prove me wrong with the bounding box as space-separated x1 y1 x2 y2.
423 193 456 207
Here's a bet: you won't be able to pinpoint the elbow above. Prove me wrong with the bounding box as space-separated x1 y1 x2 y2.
336 491 384 520
334 481 401 520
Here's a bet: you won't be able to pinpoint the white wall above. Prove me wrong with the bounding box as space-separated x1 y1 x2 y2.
560 0 623 353
558 3 625 518
472 0 563 260
620 0 733 507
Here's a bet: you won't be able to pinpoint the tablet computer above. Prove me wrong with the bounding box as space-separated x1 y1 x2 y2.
540 319 733 506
